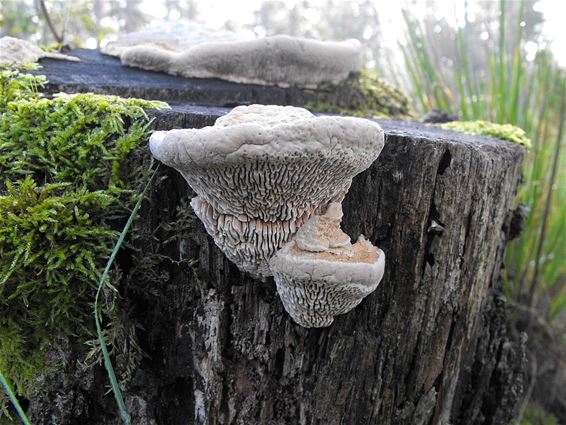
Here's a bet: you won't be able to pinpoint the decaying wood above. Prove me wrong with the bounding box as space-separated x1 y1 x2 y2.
25 53 526 425
35 49 333 106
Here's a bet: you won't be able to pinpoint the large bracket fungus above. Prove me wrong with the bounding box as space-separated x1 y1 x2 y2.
150 104 385 325
120 35 362 88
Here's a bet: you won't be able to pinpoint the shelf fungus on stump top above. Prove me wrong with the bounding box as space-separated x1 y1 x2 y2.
120 35 362 88
0 36 80 67
270 203 385 327
149 104 384 279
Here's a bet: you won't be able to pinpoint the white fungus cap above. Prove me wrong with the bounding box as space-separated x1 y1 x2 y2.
100 24 246 57
149 105 384 277
0 36 79 67
150 105 383 221
121 35 362 88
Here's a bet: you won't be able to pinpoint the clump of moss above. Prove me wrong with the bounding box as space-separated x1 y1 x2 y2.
0 179 119 386
0 62 40 74
0 70 167 402
0 69 45 109
440 120 531 148
520 403 559 425
307 70 416 120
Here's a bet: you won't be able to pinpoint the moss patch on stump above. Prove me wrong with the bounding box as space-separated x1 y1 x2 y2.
0 70 167 410
307 70 416 120
441 120 531 148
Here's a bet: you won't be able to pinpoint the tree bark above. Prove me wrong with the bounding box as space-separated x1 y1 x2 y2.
26 54 526 425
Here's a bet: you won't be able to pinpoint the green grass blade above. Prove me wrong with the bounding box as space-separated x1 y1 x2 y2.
508 1 524 125
400 45 427 111
527 76 566 306
498 0 506 122
94 163 159 425
0 369 32 425
455 28 469 120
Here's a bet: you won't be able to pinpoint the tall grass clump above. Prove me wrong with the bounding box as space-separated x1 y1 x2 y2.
399 0 566 323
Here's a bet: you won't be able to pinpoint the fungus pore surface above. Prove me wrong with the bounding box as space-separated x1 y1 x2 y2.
121 35 362 88
269 203 385 327
149 104 384 278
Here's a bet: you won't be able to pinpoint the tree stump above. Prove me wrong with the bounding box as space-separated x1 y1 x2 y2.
26 53 525 425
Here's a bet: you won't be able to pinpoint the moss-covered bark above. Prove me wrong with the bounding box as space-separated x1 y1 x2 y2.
440 120 531 148
306 70 416 119
0 70 167 411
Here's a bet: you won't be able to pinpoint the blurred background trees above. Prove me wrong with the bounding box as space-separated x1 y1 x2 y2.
1 1 564 423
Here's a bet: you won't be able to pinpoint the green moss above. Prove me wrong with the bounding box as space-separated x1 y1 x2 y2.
306 70 416 120
519 403 559 425
0 70 168 403
0 70 45 110
0 63 40 73
440 120 531 148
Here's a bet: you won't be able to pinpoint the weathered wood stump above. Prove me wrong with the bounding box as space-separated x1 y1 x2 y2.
26 52 525 425
34 49 347 107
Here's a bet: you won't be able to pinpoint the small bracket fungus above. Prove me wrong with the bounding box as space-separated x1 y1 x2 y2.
149 104 384 279
0 37 80 67
269 203 385 327
121 35 362 88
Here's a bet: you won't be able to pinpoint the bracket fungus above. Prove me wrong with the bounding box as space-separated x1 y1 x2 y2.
101 25 245 57
0 37 80 67
121 35 362 88
270 203 385 327
150 104 384 280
